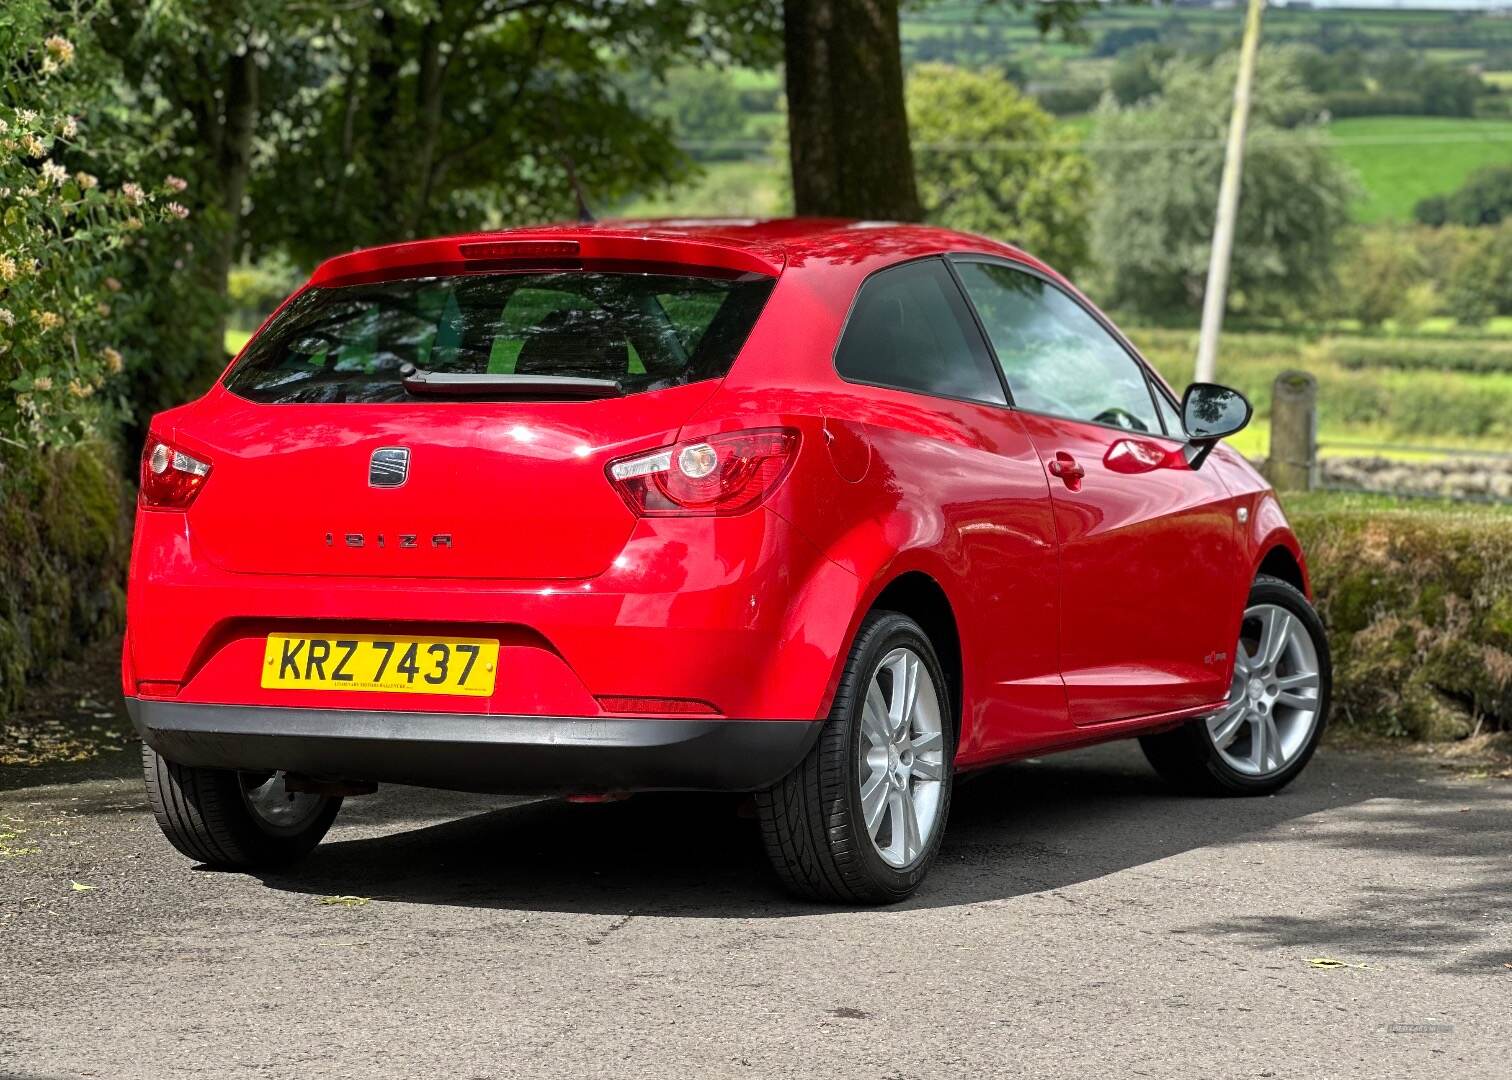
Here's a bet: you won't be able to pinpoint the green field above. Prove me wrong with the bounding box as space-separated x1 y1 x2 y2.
1327 116 1512 224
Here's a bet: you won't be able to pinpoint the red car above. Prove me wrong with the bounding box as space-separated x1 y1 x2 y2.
126 219 1330 903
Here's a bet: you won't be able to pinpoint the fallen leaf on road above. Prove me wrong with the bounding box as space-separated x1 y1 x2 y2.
318 895 370 908
315 941 369 948
1306 957 1365 970
69 881 96 892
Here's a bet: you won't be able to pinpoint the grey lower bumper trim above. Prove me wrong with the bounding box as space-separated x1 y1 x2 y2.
126 699 821 795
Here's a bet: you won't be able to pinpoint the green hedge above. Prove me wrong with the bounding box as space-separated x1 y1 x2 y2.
1322 337 1512 375
1293 506 1512 741
0 442 131 721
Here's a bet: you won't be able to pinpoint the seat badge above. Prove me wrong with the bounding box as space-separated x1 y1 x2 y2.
369 447 410 488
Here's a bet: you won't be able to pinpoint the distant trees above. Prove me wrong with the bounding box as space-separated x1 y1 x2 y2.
1415 165 1512 228
1336 230 1428 331
1089 49 1356 318
908 65 1092 272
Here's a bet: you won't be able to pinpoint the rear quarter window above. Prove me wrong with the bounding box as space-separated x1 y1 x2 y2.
833 258 1006 406
225 271 774 404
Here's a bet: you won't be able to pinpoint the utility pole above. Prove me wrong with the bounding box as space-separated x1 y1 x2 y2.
1194 0 1266 385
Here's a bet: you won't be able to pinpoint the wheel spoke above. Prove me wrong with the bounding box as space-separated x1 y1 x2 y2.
1262 714 1284 770
860 771 889 839
891 654 919 736
911 756 945 781
863 680 890 748
1209 700 1248 749
910 730 942 755
1250 709 1267 770
1276 690 1315 711
1258 609 1293 669
892 789 920 862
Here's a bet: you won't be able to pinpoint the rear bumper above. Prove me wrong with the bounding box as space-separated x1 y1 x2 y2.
127 698 821 795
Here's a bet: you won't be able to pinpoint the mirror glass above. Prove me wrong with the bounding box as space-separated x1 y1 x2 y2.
1182 382 1251 441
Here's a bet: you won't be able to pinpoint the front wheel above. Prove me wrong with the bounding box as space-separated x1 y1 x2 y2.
756 611 955 904
142 744 342 869
1141 574 1331 796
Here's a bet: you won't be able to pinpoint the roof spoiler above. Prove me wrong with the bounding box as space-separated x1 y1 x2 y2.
310 231 785 288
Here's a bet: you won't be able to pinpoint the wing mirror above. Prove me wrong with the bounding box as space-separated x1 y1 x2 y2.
1181 382 1252 469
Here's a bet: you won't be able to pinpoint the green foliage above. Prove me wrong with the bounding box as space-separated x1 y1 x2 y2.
635 68 750 160
0 440 130 722
909 64 1093 272
245 2 780 267
1335 230 1425 330
1442 221 1512 326
1322 336 1512 375
1089 48 1356 318
0 4 192 446
1108 43 1175 105
1293 507 1512 739
1415 164 1512 227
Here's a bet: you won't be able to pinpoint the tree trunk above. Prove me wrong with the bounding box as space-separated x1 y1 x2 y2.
202 50 258 365
784 0 921 221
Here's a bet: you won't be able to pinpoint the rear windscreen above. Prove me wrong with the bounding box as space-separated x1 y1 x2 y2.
224 270 775 404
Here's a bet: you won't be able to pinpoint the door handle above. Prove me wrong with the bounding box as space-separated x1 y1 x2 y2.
1048 452 1085 489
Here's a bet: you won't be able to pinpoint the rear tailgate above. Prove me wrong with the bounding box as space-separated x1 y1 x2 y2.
172 383 716 580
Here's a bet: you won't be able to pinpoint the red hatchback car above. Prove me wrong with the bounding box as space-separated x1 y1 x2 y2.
126 218 1330 903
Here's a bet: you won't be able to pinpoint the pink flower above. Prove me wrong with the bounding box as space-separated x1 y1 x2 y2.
121 182 145 206
165 201 189 220
165 175 188 193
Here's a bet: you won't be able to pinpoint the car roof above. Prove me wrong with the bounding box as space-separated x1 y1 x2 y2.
306 217 1056 289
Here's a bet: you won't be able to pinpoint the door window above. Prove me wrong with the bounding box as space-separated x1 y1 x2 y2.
953 260 1160 433
835 258 1006 406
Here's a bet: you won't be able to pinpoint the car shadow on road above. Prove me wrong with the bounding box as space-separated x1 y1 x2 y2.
251 742 1460 920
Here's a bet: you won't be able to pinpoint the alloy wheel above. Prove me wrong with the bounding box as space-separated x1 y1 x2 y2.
856 647 947 868
239 771 326 833
1206 602 1323 777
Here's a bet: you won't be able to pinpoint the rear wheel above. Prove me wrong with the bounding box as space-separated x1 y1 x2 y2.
757 611 954 904
1140 574 1331 796
142 744 341 869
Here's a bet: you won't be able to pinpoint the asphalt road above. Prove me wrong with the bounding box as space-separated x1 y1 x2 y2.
1 741 1508 1080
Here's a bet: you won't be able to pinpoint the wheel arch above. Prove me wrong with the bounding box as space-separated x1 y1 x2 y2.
1257 544 1307 596
821 556 967 749
1248 493 1312 600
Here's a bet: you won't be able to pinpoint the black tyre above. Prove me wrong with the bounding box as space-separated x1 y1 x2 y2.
757 611 955 904
142 744 342 869
1140 574 1331 796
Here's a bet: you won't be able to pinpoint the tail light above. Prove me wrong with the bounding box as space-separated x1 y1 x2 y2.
140 435 211 509
607 428 799 517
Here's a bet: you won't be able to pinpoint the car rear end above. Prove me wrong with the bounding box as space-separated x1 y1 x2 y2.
124 231 854 795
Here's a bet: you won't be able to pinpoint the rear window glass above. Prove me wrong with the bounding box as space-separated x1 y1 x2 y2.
224 271 775 404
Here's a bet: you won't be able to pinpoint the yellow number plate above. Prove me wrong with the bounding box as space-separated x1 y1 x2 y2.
261 634 499 697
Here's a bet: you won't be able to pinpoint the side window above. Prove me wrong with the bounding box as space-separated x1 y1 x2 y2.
1152 384 1186 440
953 260 1160 434
835 258 1006 406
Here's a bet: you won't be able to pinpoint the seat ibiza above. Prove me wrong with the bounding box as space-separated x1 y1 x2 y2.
126 219 1330 903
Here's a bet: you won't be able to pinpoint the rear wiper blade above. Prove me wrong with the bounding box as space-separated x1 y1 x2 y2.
398 364 624 400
